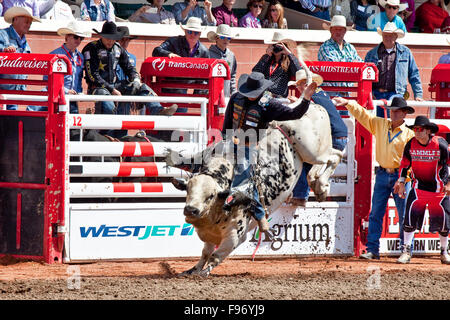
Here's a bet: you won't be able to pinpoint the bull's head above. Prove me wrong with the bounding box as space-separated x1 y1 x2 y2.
171 157 233 223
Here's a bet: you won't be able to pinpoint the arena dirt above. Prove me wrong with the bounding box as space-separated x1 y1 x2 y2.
0 256 449 300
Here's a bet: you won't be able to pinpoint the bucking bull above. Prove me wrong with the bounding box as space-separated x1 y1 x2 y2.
164 82 343 276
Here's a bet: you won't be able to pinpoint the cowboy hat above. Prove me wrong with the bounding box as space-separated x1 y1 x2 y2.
385 96 415 114
377 22 405 38
288 69 323 87
263 31 297 50
406 115 439 133
207 24 239 42
117 26 138 40
238 72 273 99
57 21 92 38
180 17 205 33
322 15 353 31
378 0 408 12
4 6 41 24
93 21 126 40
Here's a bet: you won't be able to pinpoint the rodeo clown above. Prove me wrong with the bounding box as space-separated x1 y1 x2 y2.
394 116 450 264
220 71 317 232
82 21 176 137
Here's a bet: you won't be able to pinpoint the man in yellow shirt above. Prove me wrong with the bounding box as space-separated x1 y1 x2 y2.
333 96 415 260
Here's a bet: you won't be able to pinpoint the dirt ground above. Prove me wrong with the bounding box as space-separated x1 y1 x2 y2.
0 255 449 301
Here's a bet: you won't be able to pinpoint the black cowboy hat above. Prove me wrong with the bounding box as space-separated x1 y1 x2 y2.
386 96 415 114
117 26 138 40
238 72 273 99
407 115 439 133
93 21 126 40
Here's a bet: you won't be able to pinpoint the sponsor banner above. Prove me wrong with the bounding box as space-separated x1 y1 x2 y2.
67 203 353 261
379 200 444 254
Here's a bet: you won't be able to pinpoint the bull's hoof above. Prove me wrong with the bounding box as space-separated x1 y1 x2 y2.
198 266 212 277
179 267 199 276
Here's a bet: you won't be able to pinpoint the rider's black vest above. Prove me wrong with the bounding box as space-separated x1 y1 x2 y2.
231 92 272 132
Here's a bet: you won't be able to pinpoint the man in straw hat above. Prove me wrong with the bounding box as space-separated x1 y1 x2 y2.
0 6 40 110
220 71 317 231
333 95 415 260
365 22 423 118
318 15 362 100
208 24 238 98
49 21 92 114
394 115 450 265
288 69 348 207
82 22 174 135
367 0 407 32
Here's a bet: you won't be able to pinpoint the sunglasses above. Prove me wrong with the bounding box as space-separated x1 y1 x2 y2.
187 30 201 35
252 4 264 8
413 127 426 132
270 8 278 11
72 35 85 41
385 4 399 9
219 36 232 41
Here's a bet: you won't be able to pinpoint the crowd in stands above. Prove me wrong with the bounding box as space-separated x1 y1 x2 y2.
0 0 449 33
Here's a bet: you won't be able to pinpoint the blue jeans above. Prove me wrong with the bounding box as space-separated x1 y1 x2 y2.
292 137 347 200
366 169 409 256
373 91 403 118
231 145 265 221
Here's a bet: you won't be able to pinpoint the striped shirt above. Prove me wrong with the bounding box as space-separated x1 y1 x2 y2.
299 0 332 11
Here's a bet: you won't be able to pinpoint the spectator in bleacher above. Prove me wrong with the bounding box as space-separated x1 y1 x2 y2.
239 0 264 28
212 0 238 27
82 21 173 132
80 0 115 22
350 0 377 31
2 0 40 17
297 0 332 21
367 0 407 32
252 31 300 98
437 36 450 63
415 0 449 33
0 7 40 110
330 0 352 23
364 22 423 118
398 0 415 32
208 24 238 98
441 16 450 33
40 0 75 20
262 0 288 29
49 21 91 113
128 0 175 24
172 0 216 26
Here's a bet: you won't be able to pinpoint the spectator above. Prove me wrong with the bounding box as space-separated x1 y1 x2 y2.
331 0 352 23
365 22 423 118
172 0 216 26
367 0 407 32
80 0 115 22
239 0 264 28
82 22 173 137
333 96 415 260
207 24 238 98
318 15 363 98
40 0 75 20
398 0 415 32
252 31 300 98
262 1 288 29
394 116 450 265
0 7 40 111
212 0 238 27
415 0 449 33
297 0 332 21
441 16 450 33
50 21 91 114
438 37 450 63
350 0 377 31
128 0 175 24
288 69 348 207
2 0 39 17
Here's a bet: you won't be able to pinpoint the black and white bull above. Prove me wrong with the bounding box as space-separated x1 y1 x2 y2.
165 101 343 276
